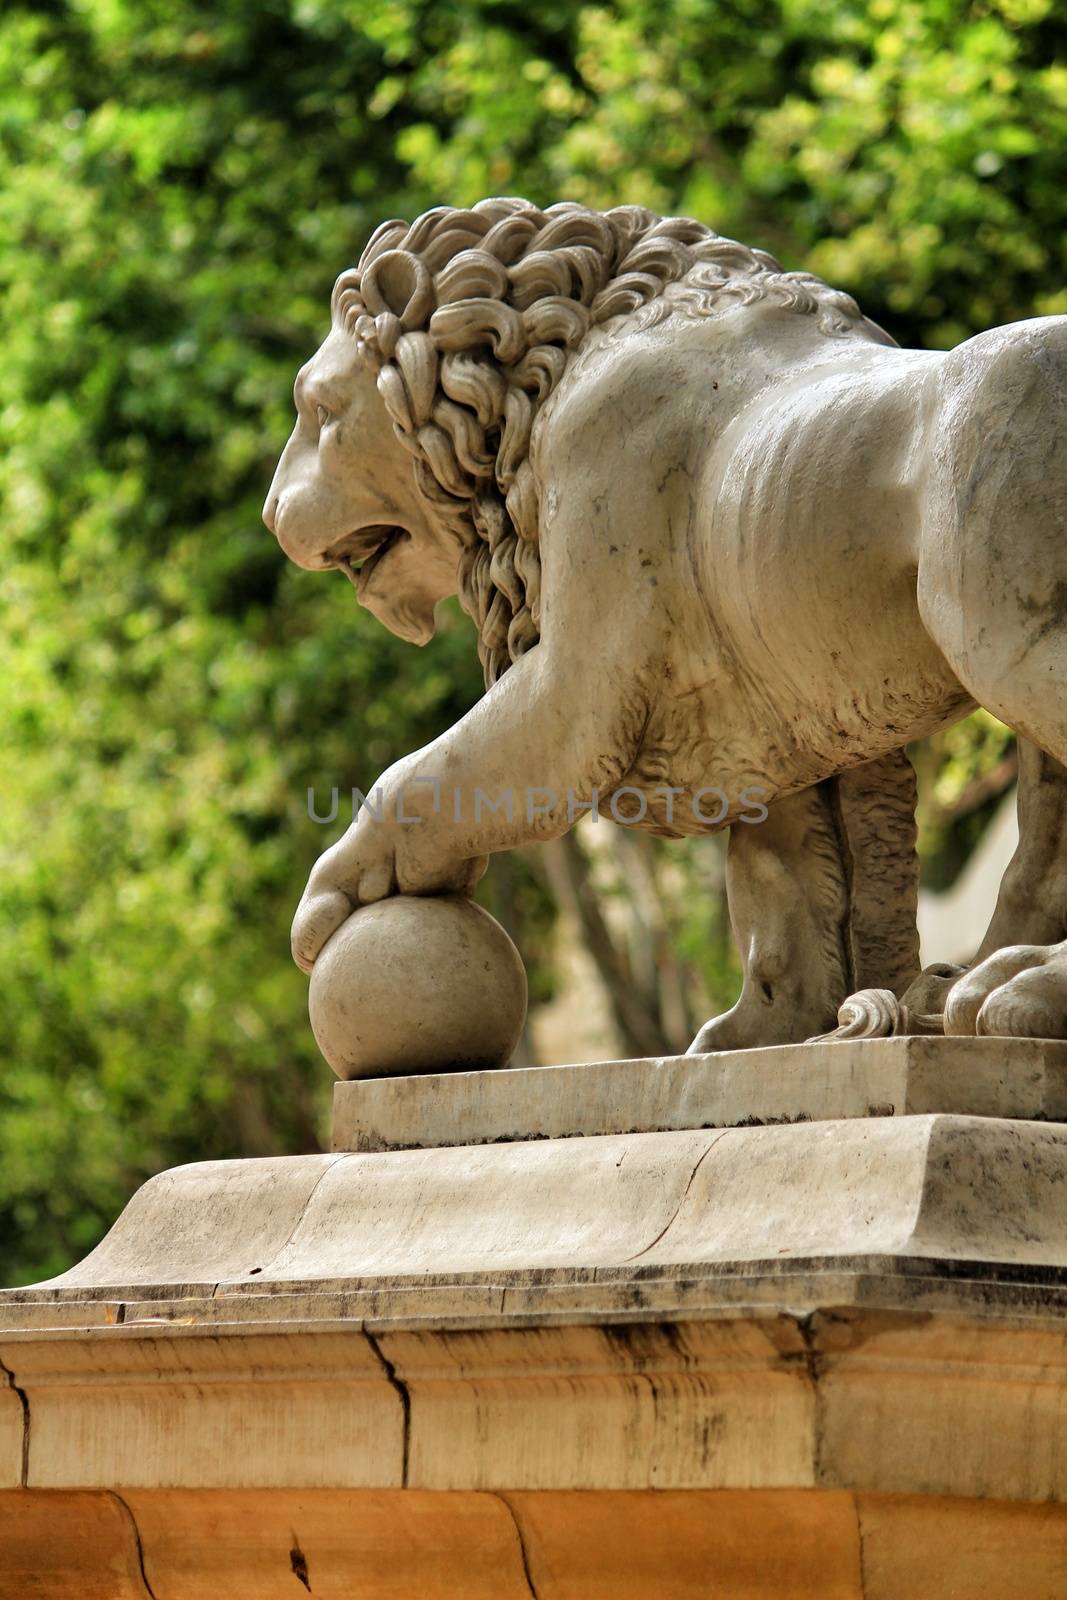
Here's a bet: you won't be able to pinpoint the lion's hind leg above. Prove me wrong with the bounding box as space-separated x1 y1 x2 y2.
929 745 1067 1037
913 316 1067 1037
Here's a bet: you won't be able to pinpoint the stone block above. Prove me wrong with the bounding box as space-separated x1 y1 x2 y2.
331 1036 1067 1152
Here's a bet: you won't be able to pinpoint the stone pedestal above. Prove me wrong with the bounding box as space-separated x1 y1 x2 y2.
2 1039 1066 1596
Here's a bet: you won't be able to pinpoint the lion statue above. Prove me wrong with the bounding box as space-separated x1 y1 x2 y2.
264 197 1067 1048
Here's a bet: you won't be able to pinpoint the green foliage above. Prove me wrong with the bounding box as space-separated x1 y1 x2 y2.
1 0 1062 1283
911 712 1018 889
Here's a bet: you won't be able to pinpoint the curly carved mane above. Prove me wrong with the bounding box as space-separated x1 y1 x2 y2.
332 198 875 687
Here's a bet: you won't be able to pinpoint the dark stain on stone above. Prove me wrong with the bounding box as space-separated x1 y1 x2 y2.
699 1411 726 1464
1020 577 1067 646
289 1539 312 1591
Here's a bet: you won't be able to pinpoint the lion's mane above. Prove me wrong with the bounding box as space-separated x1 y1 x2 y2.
332 198 873 687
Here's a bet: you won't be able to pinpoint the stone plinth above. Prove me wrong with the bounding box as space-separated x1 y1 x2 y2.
3 1039 1067 1596
331 1034 1067 1150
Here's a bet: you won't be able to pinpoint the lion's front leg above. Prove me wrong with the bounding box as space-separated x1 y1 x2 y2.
291 646 641 972
289 784 487 974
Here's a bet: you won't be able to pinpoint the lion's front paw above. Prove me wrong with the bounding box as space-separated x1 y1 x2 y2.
944 940 1067 1038
291 828 398 974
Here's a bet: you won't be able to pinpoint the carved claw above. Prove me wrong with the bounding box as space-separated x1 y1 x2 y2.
820 943 1067 1042
291 886 354 974
810 988 944 1042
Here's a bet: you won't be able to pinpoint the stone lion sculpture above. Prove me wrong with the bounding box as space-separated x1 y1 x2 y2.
264 197 1067 1048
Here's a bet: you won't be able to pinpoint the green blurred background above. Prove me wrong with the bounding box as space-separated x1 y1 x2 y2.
1 0 1063 1285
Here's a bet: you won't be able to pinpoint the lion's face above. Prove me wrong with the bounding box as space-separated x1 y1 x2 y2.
263 328 460 645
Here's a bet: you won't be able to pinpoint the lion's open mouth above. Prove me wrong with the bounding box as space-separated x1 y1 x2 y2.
354 528 405 598
325 525 405 597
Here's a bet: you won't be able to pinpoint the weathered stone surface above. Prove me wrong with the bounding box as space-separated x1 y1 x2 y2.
2 1045 1065 1590
331 1035 1067 1151
0 1118 1064 1593
11 1114 1066 1309
0 1364 24 1490
2 1486 1064 1598
5 1329 403 1490
852 1493 1067 1600
815 1314 1067 1503
0 1490 151 1599
2 1311 1067 1505
1 1103 1065 1513
506 1488 866 1600
25 1153 343 1294
391 1320 816 1492
124 1487 535 1599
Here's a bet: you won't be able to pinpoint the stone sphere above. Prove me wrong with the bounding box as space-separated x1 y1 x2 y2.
308 894 528 1080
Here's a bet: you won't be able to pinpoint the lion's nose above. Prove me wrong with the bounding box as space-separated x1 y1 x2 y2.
262 490 279 533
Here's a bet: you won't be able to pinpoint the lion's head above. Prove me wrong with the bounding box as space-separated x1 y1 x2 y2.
264 197 879 685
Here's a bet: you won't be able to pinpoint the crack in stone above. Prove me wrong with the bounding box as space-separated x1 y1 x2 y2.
364 1329 411 1486
494 1491 540 1598
109 1491 160 1600
0 1352 29 1487
793 1311 826 1487
622 1130 730 1263
224 1154 349 1292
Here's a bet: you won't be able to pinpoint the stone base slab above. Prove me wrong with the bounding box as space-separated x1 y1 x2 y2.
1 1108 1066 1509
331 1036 1067 1152
3 1046 1067 1589
9 1112 1067 1309
3 1308 1067 1504
3 1487 1066 1599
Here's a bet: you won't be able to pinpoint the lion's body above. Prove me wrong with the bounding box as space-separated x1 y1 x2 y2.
536 310 979 833
543 309 1015 833
267 198 1067 1050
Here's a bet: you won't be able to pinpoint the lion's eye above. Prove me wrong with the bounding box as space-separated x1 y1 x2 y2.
316 404 331 431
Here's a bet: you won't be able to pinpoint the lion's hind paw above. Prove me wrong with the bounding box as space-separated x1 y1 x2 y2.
944 940 1067 1039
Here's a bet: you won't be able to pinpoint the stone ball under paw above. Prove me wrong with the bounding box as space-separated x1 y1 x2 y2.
308 894 528 1079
